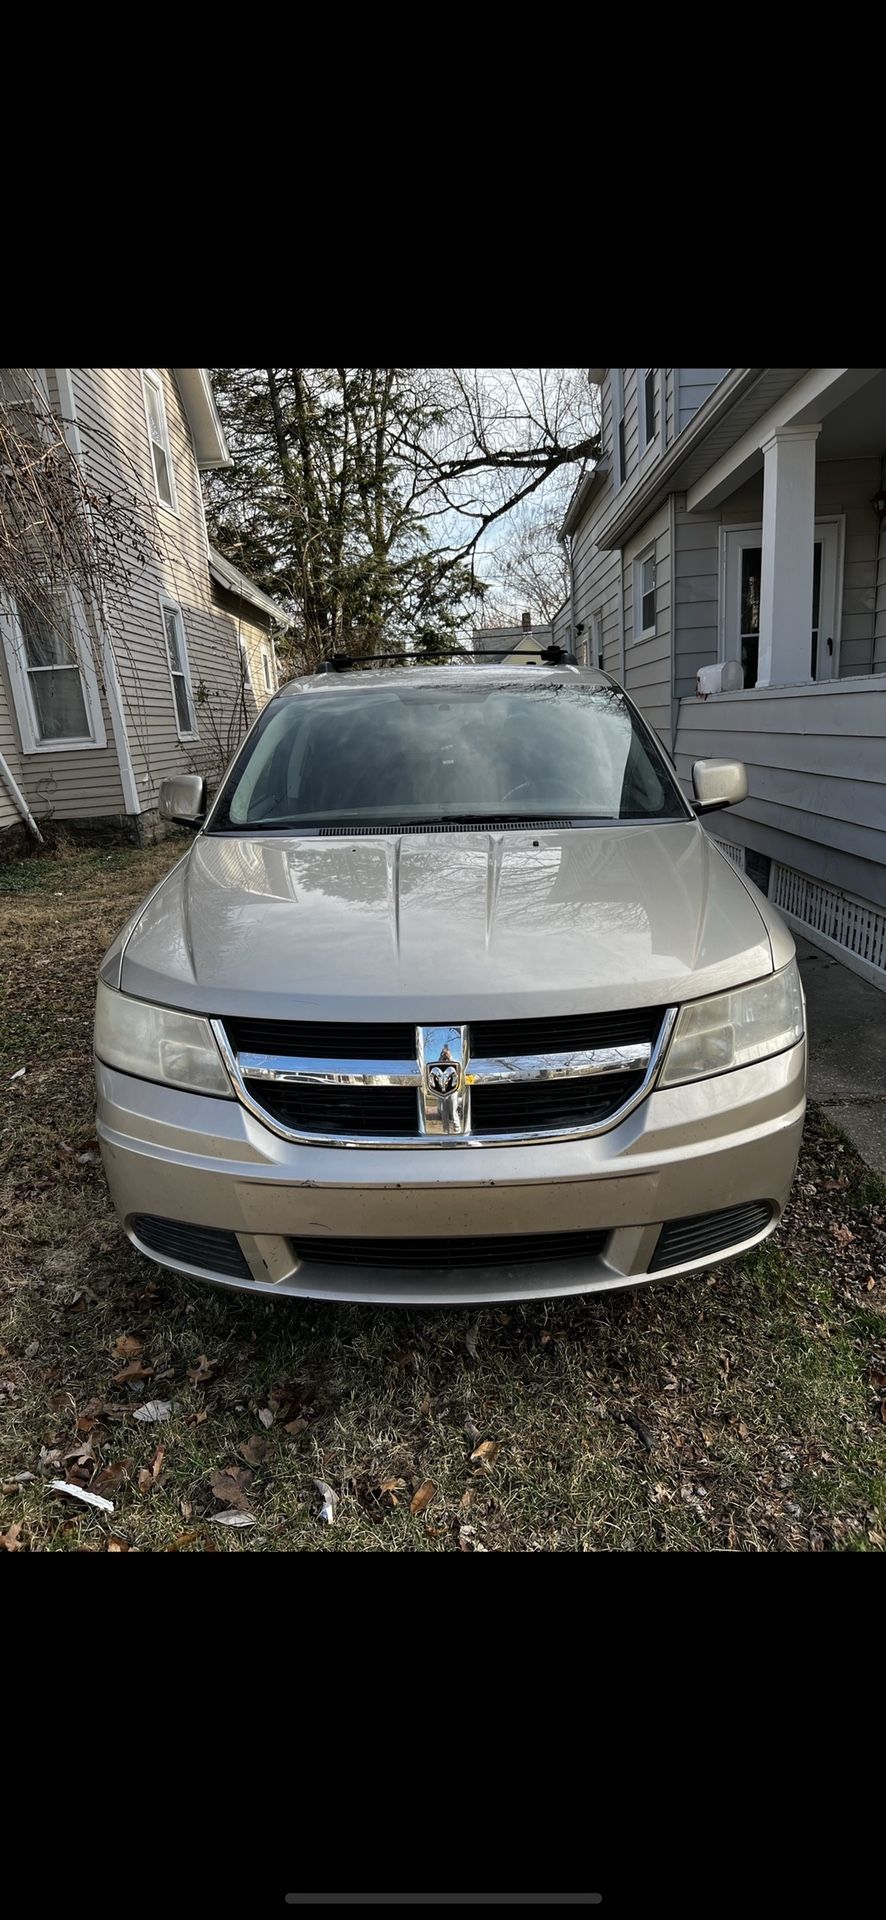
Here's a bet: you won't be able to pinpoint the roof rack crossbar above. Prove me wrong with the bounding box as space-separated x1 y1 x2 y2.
315 645 579 674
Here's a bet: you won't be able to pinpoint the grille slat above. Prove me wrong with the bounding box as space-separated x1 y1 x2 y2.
292 1230 607 1269
244 1081 418 1136
651 1202 773 1272
472 1072 647 1134
471 1007 664 1057
225 1017 414 1060
130 1215 252 1280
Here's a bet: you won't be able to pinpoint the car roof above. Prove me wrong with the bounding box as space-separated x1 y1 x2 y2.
276 664 615 697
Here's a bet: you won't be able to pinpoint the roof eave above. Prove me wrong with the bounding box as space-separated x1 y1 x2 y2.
174 368 231 470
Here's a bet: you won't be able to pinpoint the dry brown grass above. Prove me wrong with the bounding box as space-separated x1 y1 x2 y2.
1 835 884 1553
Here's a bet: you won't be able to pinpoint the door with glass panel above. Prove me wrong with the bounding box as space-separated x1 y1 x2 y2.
722 522 841 686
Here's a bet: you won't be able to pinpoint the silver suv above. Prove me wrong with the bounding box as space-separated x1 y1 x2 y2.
95 657 806 1304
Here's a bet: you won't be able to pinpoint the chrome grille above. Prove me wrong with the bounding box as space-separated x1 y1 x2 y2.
213 1006 677 1149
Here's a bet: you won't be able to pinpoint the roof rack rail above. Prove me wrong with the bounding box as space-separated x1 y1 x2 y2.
314 644 579 674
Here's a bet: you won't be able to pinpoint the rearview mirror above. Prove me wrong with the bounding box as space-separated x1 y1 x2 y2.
692 759 748 813
159 774 207 827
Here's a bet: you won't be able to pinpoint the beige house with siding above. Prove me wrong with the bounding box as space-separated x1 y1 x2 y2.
0 367 287 845
558 368 886 988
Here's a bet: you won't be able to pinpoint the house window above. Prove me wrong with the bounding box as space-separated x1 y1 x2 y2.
612 369 626 487
160 597 197 737
590 610 603 668
0 589 106 752
261 649 272 692
634 547 656 638
640 369 657 453
142 370 177 512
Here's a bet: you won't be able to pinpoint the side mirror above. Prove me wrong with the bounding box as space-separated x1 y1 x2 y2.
692 758 748 813
159 774 207 828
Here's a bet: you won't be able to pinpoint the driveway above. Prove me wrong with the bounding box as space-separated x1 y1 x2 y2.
797 936 886 1177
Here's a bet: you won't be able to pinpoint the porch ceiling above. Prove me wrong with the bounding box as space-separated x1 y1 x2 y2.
816 369 886 458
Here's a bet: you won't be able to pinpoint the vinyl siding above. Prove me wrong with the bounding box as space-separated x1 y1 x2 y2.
623 505 672 747
0 374 126 826
676 369 729 435
551 599 573 652
674 679 886 906
210 580 277 708
68 368 251 807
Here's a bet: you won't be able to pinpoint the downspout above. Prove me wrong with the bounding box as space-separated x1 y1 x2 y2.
0 750 44 843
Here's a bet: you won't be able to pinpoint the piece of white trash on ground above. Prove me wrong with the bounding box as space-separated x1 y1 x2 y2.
314 1480 338 1524
211 1511 256 1527
49 1480 114 1513
133 1400 174 1424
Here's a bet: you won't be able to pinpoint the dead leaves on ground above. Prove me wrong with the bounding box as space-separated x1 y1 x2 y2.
209 1465 253 1512
409 1480 437 1516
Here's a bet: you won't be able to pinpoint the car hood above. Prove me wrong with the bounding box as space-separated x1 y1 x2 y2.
117 823 776 1021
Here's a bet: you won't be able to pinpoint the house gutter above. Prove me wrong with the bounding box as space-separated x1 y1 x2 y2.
0 750 43 843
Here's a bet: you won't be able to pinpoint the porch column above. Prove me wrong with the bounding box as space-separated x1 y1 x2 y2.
756 425 820 687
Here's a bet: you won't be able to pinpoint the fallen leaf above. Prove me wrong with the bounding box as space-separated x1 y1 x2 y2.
418 1393 431 1416
390 1349 418 1373
460 1489 473 1511
133 1400 173 1424
210 1466 253 1511
113 1335 143 1359
76 1148 100 1166
187 1355 214 1386
10 1067 26 1081
257 1407 274 1428
870 1366 886 1390
92 1460 131 1497
112 1363 153 1384
464 1416 480 1447
465 1320 480 1358
106 1539 129 1552
830 1222 854 1245
180 1499 192 1521
49 1479 114 1513
458 1524 476 1550
881 1400 886 1426
410 1479 437 1515
165 1530 199 1551
238 1434 269 1466
284 1417 308 1436
211 1512 255 1528
470 1440 500 1467
1 1521 23 1551
314 1479 338 1524
379 1477 407 1493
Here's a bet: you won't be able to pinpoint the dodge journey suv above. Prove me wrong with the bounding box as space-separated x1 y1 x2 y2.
95 654 806 1304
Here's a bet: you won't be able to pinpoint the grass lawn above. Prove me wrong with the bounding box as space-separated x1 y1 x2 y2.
1 834 884 1553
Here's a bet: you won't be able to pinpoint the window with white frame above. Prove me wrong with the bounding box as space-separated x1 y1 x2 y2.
160 597 197 737
634 546 656 639
0 589 106 752
261 649 272 692
590 610 603 668
142 370 178 512
640 369 658 454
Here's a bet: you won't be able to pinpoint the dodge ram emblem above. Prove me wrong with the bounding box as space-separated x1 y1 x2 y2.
427 1060 460 1095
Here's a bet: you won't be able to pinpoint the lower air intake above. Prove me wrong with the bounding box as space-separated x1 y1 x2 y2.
130 1215 252 1281
291 1230 607 1270
651 1201 773 1272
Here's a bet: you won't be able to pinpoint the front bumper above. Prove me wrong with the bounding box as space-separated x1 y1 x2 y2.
95 1038 806 1305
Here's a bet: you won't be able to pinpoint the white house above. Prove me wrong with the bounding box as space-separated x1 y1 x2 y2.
558 368 886 987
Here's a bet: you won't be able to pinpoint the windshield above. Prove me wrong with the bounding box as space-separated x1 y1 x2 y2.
208 680 691 832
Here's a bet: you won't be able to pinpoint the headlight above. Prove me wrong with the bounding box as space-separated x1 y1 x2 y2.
659 959 805 1088
94 978 233 1098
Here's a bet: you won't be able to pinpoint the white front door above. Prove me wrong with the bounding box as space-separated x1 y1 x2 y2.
722 519 842 685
